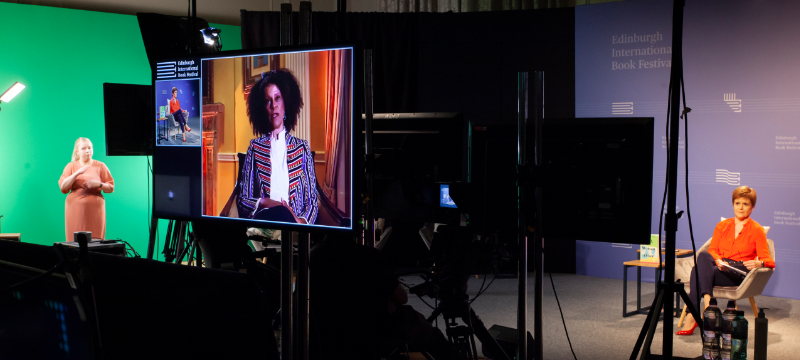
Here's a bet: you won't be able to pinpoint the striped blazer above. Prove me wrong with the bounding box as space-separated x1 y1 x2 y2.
237 133 319 224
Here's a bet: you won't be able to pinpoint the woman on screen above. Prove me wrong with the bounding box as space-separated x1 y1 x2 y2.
169 87 192 142
676 186 775 335
236 69 319 224
58 137 115 242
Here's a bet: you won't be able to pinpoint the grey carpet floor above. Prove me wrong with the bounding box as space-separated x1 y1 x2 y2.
399 273 800 360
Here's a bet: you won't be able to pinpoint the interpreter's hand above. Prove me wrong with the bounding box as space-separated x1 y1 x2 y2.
715 258 727 272
743 260 762 270
85 179 101 189
76 165 91 175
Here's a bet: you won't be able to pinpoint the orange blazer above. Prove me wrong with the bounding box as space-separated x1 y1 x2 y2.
708 218 775 268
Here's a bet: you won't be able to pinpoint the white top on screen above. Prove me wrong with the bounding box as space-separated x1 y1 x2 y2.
270 129 290 203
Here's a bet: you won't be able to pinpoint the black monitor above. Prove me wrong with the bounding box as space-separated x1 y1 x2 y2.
541 117 654 245
103 83 153 156
368 112 468 183
367 112 469 223
151 44 360 234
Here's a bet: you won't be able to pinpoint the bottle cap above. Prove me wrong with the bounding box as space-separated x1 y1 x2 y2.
727 300 736 309
709 298 718 306
736 311 745 316
758 308 769 318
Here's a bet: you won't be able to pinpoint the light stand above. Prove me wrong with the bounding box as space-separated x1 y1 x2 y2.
629 1 701 359
518 71 544 360
279 5 294 360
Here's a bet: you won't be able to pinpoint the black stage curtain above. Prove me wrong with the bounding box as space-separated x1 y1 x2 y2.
241 10 420 113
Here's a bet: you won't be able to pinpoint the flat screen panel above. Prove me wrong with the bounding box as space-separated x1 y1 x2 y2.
152 45 357 232
541 117 654 244
103 83 153 156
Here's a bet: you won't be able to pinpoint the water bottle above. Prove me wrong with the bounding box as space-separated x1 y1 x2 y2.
721 300 737 353
754 308 768 360
731 310 748 360
704 298 722 338
703 333 721 360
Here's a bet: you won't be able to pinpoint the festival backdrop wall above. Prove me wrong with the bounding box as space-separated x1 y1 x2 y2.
575 0 800 300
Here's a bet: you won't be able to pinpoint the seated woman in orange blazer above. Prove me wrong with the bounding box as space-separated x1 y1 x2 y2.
676 186 775 335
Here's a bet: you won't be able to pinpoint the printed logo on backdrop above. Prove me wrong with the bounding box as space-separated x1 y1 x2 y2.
716 169 741 185
612 102 634 114
724 93 742 112
610 31 672 71
775 136 800 150
773 211 800 226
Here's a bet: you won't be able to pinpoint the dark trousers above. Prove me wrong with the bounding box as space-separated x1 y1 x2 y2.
688 252 747 311
172 110 187 132
253 205 297 223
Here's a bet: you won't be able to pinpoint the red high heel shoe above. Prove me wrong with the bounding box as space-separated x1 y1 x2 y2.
675 322 698 335
183 138 186 142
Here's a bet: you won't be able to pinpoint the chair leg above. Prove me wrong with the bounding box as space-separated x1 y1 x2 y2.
749 297 758 316
678 304 688 328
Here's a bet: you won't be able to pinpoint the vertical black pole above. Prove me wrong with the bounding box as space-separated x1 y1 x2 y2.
298 4 312 360
517 72 528 360
299 2 312 45
297 233 310 360
147 216 157 259
364 49 375 247
532 71 544 360
662 0 685 358
279 6 293 360
280 3 292 48
281 229 293 360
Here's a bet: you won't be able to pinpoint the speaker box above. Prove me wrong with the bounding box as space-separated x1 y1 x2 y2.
483 324 535 360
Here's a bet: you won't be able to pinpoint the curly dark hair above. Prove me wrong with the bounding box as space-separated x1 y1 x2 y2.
247 68 304 137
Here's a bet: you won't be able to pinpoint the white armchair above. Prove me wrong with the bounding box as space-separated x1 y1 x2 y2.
675 237 775 326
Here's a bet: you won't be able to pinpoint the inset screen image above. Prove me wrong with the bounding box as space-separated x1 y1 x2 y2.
155 79 201 146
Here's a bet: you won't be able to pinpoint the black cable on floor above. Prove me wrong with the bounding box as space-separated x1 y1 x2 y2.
548 272 578 360
1 262 64 294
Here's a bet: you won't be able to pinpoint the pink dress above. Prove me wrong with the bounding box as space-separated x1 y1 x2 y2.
60 160 115 242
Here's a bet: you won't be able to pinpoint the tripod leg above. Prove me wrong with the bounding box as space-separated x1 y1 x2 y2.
629 288 665 360
468 308 511 360
639 289 665 360
163 219 175 262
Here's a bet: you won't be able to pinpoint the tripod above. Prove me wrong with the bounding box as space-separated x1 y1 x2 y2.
423 281 511 360
629 1 702 359
160 220 202 266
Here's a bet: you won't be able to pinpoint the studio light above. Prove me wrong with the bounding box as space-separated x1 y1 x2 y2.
200 27 222 51
0 82 26 102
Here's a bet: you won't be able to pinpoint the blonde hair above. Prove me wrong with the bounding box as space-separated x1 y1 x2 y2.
732 186 757 207
72 137 93 162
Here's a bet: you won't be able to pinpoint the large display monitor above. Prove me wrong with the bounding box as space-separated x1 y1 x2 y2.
151 44 359 233
541 117 654 245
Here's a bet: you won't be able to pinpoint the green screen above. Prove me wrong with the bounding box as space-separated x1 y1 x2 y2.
0 3 240 260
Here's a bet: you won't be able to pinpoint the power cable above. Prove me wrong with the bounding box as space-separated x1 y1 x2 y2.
548 272 578 360
680 75 702 340
1 262 64 294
